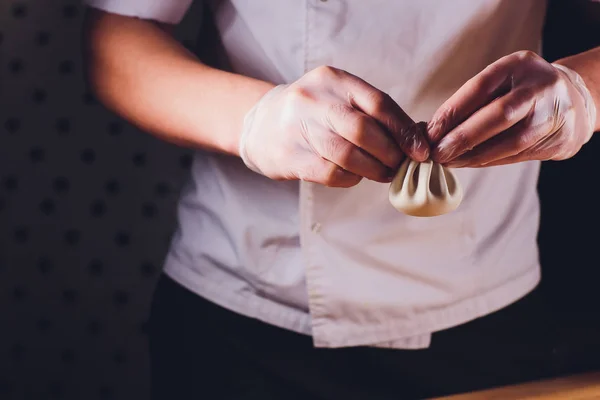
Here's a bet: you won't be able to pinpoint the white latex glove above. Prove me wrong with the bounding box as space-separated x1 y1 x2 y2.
239 66 430 187
427 51 597 167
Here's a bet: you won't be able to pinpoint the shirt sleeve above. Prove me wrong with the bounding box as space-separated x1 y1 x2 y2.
84 0 194 24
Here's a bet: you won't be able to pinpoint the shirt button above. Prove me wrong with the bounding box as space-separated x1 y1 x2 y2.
311 223 322 233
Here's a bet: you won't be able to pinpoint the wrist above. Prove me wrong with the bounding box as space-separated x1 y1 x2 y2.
219 79 276 157
554 50 600 133
238 84 287 172
552 62 599 136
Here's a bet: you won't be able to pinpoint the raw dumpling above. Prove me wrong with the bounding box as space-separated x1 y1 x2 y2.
389 158 463 217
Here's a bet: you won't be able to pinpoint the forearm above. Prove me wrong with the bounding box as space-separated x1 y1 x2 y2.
555 46 600 132
82 9 275 156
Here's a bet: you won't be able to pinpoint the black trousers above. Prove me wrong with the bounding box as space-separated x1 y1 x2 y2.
149 274 561 400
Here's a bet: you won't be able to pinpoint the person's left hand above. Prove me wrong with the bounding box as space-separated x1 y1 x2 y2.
426 51 597 168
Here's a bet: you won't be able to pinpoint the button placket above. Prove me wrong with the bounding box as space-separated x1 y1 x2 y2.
299 180 328 338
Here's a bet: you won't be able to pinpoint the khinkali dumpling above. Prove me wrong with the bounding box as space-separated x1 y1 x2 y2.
388 158 463 217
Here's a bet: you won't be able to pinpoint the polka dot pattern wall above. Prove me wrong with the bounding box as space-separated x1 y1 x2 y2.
1 2 203 399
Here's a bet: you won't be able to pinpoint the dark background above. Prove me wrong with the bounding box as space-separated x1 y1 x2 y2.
537 0 600 376
1 1 599 399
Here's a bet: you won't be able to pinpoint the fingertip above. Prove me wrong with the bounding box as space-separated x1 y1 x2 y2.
412 122 432 161
426 117 447 144
407 151 427 163
429 147 444 164
403 136 430 162
416 144 430 162
398 135 431 163
425 120 438 140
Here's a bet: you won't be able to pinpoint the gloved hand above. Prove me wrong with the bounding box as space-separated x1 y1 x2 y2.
426 51 598 168
239 66 430 187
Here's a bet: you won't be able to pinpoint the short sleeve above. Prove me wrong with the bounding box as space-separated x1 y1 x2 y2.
84 0 194 24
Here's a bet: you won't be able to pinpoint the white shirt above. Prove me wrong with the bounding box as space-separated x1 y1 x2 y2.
86 0 548 349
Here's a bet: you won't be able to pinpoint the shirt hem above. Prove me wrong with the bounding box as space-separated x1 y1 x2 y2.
311 265 541 348
164 256 540 350
163 259 313 336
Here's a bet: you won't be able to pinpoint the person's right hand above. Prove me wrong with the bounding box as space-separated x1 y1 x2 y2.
238 66 430 187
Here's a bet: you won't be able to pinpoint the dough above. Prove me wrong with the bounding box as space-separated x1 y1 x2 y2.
389 158 463 217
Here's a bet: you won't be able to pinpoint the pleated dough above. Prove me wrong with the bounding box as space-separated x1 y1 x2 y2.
389 158 463 217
